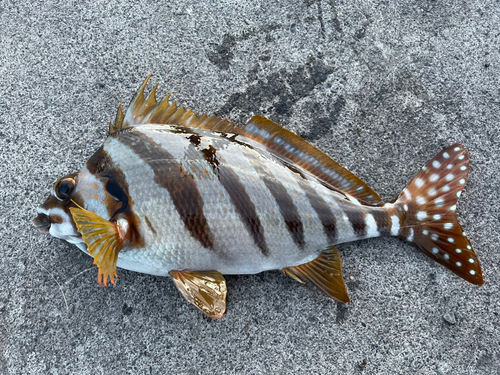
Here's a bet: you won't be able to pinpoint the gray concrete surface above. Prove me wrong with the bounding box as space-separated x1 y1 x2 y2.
1 1 499 374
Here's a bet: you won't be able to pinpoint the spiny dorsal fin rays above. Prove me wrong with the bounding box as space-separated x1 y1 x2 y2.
109 75 380 205
109 74 235 135
144 83 159 111
144 93 173 124
108 103 125 135
122 73 152 128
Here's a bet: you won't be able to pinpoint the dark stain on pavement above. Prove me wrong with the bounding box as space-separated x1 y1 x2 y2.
298 95 346 141
219 55 335 123
207 34 237 71
207 25 282 71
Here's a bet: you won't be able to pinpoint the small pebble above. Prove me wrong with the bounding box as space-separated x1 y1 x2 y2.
443 312 456 325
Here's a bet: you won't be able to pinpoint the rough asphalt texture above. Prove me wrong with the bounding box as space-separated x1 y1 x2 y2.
1 1 499 374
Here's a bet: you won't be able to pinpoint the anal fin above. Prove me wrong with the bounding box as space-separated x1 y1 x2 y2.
170 270 227 319
283 247 350 303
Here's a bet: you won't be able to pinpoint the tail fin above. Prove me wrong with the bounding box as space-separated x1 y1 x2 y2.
395 143 483 285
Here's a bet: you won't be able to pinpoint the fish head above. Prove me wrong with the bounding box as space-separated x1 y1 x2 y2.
32 167 126 245
33 172 82 244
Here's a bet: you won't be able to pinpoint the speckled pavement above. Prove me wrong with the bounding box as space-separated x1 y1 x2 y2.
1 1 499 374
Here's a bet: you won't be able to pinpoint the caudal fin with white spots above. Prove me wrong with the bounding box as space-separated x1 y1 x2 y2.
394 143 483 285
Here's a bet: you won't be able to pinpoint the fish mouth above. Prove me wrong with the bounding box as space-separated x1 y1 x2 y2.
32 213 51 234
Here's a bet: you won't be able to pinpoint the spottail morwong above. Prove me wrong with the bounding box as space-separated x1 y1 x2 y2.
33 75 483 319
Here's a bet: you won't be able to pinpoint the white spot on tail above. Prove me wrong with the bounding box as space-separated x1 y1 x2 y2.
432 160 441 168
443 223 453 230
456 261 462 267
390 215 400 236
458 155 465 160
454 147 460 152
383 203 395 209
455 248 462 254
456 191 462 198
446 164 453 170
428 188 437 196
443 253 450 261
469 270 476 275
429 174 439 182
433 214 441 220
459 179 465 184
431 234 439 241
435 197 444 207
423 229 429 235
407 228 414 242
467 245 471 250
403 204 408 211
460 166 467 171
468 258 475 264
443 152 450 159
365 214 379 238
432 247 439 254
404 188 412 200
417 211 427 220
416 196 426 205
447 237 454 243
445 173 454 181
442 185 450 192
450 205 457 211
415 178 424 188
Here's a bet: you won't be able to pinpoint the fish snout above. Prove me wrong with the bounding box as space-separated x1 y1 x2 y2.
33 213 51 233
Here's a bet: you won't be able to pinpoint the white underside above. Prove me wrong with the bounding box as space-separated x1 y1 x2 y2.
74 242 319 276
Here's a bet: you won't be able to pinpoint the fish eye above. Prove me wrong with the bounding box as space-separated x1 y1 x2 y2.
54 178 76 201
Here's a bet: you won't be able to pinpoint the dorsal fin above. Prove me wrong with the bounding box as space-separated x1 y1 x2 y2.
108 73 236 135
238 116 382 205
110 75 382 205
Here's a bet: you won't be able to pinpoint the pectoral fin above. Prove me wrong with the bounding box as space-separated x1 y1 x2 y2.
170 270 227 319
69 203 126 287
283 247 350 303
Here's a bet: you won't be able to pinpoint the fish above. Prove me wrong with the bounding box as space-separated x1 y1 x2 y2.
32 74 484 319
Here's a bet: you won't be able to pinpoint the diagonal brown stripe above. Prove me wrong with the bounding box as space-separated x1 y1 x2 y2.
86 146 144 248
240 148 306 250
338 201 367 238
186 135 269 257
371 208 391 236
299 182 337 244
118 130 214 250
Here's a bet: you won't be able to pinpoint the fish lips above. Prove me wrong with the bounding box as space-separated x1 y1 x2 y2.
32 212 51 234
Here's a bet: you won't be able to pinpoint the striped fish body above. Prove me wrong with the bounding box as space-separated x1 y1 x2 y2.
89 124 389 275
33 75 484 318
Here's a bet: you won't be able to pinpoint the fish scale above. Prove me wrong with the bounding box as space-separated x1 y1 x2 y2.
33 75 484 319
103 125 396 272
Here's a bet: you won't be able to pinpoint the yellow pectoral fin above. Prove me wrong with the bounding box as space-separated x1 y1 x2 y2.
69 204 123 287
170 270 227 319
